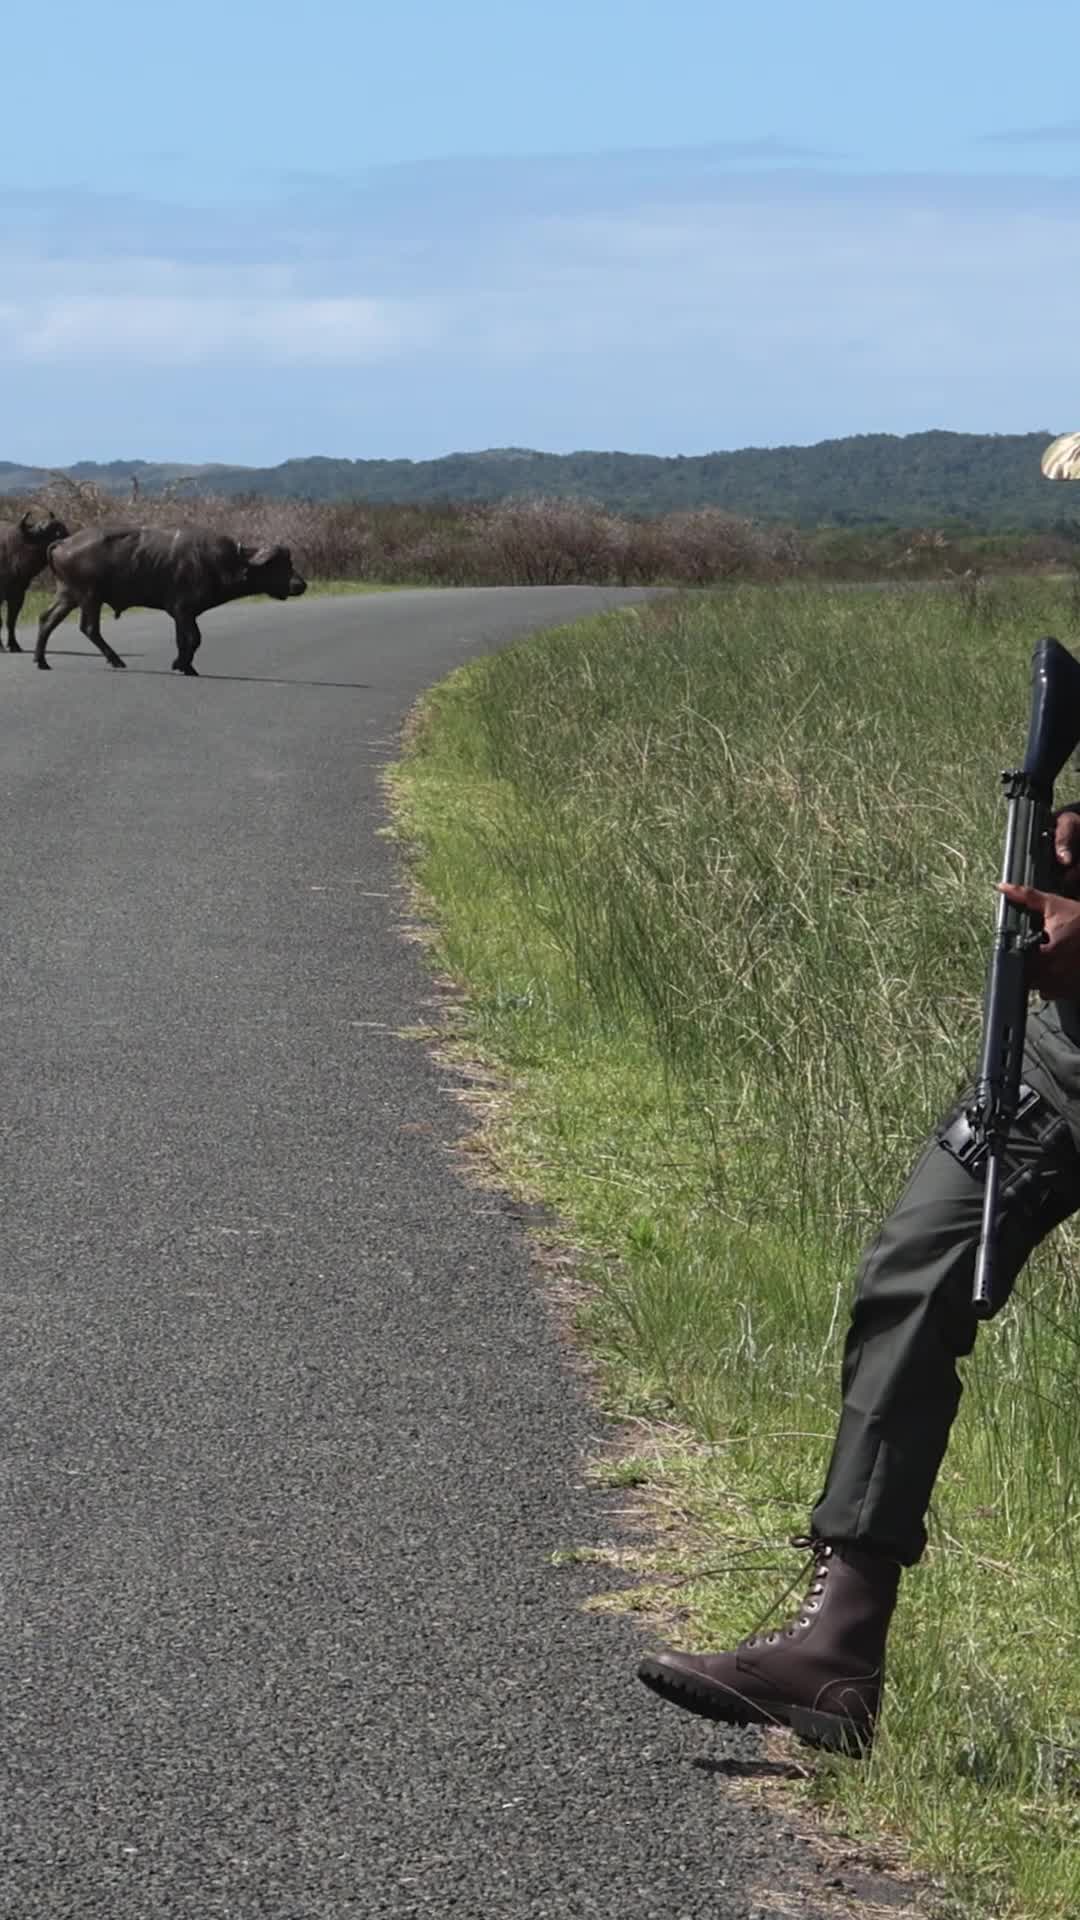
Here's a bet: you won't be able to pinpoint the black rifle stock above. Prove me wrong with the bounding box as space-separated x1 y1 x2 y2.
971 636 1080 1317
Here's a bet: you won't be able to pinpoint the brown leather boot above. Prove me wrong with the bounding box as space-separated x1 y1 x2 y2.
637 1538 901 1756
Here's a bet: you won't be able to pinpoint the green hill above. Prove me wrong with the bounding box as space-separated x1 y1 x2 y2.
1 430 1073 527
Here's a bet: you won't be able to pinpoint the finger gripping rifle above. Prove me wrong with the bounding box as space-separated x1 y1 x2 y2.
971 636 1080 1318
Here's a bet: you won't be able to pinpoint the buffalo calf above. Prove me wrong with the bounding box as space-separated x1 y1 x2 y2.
0 511 69 653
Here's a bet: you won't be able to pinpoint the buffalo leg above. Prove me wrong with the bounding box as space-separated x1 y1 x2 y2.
172 613 201 676
5 588 24 652
79 598 126 670
35 588 79 669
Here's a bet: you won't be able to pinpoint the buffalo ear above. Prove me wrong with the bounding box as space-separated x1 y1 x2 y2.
240 543 277 568
19 511 35 534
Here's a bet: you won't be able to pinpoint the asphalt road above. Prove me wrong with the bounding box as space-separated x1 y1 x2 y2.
0 591 899 1919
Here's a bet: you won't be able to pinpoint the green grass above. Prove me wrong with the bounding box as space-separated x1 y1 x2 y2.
391 580 1080 1920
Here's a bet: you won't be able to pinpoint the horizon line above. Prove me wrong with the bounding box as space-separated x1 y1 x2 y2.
0 425 1066 475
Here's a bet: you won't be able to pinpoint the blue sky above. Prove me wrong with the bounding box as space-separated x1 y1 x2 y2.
5 0 1080 464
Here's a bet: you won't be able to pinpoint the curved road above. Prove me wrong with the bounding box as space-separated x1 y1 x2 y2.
0 592 893 1919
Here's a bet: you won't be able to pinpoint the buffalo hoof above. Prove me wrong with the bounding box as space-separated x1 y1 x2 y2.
106 656 127 670
6 638 22 653
181 665 199 677
35 658 50 671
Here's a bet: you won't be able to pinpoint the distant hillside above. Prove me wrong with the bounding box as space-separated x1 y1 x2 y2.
1 431 1074 528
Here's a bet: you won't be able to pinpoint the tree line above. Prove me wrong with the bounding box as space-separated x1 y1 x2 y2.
2 430 1076 529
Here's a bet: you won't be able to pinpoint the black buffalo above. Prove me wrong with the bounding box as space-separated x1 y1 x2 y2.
0 510 70 653
36 525 308 673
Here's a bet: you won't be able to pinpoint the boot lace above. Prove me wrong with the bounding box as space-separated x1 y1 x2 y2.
741 1535 833 1649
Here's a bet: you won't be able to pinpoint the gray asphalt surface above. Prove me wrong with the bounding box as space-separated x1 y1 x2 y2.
0 590 891 1919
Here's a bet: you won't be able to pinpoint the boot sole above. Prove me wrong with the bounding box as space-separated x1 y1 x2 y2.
636 1656 873 1759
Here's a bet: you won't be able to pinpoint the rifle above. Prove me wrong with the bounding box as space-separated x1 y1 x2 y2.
968 636 1080 1317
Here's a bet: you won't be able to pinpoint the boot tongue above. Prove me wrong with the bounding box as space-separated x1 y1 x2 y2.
790 1535 833 1583
740 1539 831 1646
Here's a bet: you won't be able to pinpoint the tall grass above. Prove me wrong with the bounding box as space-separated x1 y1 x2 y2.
396 581 1080 1918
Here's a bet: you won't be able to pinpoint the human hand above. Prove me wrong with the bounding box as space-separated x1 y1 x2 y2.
998 881 1080 998
1051 806 1080 897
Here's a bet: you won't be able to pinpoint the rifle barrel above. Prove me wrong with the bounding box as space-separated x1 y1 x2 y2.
972 1153 1001 1319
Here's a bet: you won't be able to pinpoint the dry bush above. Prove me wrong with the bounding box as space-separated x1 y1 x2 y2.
4 475 1068 589
473 498 622 584
9 481 805 587
650 508 804 584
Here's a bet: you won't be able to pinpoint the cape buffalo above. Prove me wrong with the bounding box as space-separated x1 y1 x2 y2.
35 525 308 673
0 510 70 653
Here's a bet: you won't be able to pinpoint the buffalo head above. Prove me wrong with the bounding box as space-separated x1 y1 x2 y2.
20 510 70 549
240 543 307 600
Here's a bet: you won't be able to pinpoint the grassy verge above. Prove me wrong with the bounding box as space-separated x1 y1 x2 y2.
390 581 1080 1920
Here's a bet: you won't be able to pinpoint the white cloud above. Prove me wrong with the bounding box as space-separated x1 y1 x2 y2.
979 121 1080 146
412 193 1080 379
5 179 1080 386
0 267 437 365
2 159 1080 452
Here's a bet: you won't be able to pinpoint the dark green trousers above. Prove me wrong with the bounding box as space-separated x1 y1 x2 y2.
810 1004 1080 1566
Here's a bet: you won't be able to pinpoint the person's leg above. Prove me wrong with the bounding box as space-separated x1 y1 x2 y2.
638 1074 1080 1752
811 1076 1079 1560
